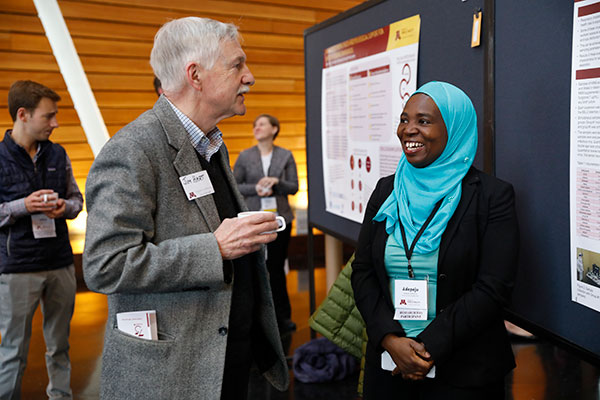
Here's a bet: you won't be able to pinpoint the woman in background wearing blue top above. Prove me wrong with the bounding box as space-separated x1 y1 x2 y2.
351 81 519 399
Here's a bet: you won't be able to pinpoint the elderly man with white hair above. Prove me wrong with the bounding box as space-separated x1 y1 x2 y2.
83 17 289 399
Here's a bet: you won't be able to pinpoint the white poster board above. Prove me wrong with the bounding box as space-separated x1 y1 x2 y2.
570 0 600 312
321 15 421 223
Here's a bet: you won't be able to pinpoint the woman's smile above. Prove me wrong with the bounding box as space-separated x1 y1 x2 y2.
404 141 425 153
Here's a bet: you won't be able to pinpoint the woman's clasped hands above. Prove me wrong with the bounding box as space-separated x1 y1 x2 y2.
382 334 433 381
255 176 279 196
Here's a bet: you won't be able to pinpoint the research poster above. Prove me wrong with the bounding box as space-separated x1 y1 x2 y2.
570 0 600 312
321 15 420 223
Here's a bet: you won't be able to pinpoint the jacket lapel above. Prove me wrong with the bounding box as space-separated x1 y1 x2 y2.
154 97 221 232
373 220 395 308
250 146 264 177
439 168 479 264
372 179 396 308
218 145 249 213
268 146 288 177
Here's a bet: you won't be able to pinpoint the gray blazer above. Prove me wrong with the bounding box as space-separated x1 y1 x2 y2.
83 97 288 399
233 145 298 223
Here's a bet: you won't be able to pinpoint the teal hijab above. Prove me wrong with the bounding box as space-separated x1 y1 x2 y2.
373 81 477 254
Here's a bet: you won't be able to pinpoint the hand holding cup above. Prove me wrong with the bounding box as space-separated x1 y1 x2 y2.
237 211 285 233
214 211 282 260
25 190 59 213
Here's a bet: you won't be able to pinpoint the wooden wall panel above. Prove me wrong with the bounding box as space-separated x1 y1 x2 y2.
0 0 363 243
72 0 339 23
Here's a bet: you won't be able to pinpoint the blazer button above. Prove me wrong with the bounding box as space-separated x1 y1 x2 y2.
439 274 447 281
218 327 228 336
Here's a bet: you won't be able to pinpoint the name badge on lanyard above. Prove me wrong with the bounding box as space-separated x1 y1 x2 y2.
393 198 443 321
394 279 428 320
179 171 215 201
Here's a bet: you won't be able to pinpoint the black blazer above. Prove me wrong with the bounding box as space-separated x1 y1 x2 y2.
351 167 519 387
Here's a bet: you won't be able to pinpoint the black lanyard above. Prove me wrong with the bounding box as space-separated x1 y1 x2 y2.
398 199 444 279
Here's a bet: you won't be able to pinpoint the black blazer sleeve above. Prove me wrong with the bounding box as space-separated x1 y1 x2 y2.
351 176 405 351
417 173 519 366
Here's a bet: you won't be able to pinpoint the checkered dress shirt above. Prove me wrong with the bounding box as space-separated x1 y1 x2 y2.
166 98 223 161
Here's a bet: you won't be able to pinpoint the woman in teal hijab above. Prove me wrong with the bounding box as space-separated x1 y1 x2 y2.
352 82 519 399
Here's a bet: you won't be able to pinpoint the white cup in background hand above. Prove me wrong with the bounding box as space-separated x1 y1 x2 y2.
237 211 286 233
43 192 59 206
257 185 270 196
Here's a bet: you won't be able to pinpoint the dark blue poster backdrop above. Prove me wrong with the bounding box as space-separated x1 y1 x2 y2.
305 0 600 362
497 1 600 362
305 0 485 244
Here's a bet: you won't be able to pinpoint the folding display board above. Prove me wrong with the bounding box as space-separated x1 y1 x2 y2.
304 0 600 363
305 0 486 244
496 0 600 363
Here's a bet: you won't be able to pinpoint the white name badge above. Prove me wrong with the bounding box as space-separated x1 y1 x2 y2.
179 171 215 201
393 279 428 320
31 214 57 239
260 197 277 212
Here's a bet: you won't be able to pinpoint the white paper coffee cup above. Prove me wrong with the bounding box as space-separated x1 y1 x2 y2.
237 211 286 233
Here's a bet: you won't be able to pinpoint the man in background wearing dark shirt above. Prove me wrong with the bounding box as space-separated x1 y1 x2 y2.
0 80 83 399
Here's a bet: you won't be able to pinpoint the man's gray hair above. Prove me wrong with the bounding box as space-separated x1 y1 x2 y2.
150 17 239 93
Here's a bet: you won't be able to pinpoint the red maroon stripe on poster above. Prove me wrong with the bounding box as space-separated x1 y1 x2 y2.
579 2 600 17
576 68 600 80
324 26 389 68
369 65 390 76
349 70 368 80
